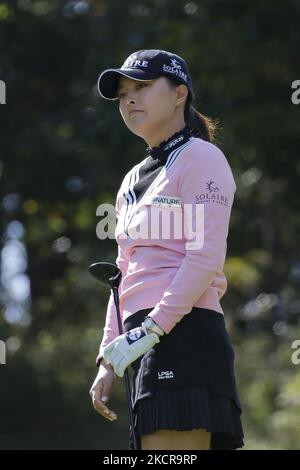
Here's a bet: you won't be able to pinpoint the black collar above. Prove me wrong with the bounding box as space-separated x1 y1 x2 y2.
145 125 192 160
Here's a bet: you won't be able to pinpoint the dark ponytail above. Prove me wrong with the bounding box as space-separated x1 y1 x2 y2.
166 77 218 143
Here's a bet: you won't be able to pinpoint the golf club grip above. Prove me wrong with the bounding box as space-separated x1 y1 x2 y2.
112 286 138 449
124 370 138 450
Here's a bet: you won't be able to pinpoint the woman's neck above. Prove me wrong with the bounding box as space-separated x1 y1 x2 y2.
146 121 186 149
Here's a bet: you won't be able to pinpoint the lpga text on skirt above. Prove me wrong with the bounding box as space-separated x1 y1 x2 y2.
124 306 245 450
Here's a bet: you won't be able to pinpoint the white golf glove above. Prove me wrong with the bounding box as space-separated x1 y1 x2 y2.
103 323 161 378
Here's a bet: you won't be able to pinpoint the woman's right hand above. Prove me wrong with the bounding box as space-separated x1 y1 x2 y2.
89 362 118 422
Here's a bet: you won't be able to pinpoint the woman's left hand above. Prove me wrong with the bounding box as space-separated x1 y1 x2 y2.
103 326 160 377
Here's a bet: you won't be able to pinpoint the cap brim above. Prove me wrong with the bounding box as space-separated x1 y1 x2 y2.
97 68 160 100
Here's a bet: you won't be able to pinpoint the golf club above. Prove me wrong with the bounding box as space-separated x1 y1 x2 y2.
89 261 138 450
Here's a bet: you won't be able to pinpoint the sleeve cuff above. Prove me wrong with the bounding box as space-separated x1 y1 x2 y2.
148 309 172 335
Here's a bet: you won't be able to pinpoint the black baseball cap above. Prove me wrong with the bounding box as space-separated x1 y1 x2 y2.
97 49 193 100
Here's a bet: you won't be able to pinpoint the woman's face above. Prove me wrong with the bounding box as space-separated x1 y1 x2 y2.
117 75 186 143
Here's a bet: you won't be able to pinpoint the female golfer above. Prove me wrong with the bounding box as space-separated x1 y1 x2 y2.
89 49 244 450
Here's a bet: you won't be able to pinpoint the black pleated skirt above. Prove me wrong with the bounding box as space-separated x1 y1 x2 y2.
123 307 244 450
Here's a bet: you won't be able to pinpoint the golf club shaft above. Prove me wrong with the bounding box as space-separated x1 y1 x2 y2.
112 286 138 450
112 287 124 336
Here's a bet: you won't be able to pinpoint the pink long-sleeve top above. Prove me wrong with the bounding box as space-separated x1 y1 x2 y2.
98 126 237 359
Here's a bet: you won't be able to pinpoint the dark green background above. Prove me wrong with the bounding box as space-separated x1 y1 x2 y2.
0 0 300 449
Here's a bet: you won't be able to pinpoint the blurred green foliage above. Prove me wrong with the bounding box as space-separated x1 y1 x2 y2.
0 0 300 449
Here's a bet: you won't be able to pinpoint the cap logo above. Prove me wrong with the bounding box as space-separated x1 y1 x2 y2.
122 58 149 69
170 59 181 69
163 58 187 82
